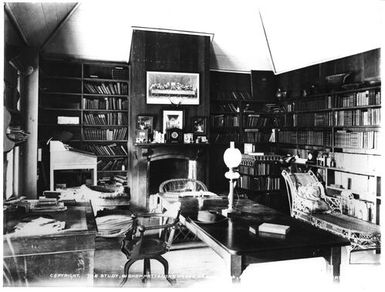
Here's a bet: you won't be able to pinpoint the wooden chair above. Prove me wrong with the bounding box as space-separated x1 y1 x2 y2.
158 178 208 243
282 169 381 262
159 178 208 193
120 203 181 286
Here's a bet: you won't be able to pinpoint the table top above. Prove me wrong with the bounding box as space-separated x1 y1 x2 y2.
3 201 97 239
160 195 350 255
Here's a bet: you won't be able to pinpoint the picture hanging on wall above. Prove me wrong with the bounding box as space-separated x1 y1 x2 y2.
192 116 207 135
162 110 184 133
146 71 199 105
136 115 154 132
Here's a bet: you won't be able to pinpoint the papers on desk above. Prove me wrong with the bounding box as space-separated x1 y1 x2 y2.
96 215 133 237
162 191 218 198
11 217 66 236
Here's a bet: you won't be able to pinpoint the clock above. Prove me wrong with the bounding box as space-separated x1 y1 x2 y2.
166 128 183 143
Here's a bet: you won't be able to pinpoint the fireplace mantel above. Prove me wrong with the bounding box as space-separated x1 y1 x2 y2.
134 143 209 161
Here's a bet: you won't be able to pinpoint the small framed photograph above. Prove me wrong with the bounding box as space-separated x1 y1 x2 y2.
184 133 194 144
192 116 207 135
137 115 154 132
163 110 184 133
135 129 149 143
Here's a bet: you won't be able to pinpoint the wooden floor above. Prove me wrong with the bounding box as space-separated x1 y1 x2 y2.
94 237 382 290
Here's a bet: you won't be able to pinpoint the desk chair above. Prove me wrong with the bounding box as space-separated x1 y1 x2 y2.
120 203 181 286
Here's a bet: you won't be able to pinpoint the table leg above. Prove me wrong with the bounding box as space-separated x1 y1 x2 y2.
228 254 242 283
325 247 341 282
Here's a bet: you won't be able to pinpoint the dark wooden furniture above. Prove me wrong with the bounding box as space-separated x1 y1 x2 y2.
120 209 181 286
38 59 130 189
3 202 97 286
159 195 350 282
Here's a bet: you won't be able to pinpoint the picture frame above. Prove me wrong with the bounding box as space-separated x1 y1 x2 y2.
146 71 199 105
135 129 149 143
136 115 154 132
163 110 184 133
192 116 207 135
184 133 194 144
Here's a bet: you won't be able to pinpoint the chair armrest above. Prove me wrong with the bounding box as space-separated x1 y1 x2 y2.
138 222 178 233
323 195 342 213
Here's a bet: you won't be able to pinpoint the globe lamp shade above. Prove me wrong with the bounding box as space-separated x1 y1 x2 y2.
223 141 242 169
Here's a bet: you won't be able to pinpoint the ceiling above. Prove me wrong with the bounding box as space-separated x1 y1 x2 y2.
4 0 383 74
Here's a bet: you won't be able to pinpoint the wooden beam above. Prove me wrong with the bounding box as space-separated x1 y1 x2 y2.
4 3 29 46
259 11 276 74
40 3 80 52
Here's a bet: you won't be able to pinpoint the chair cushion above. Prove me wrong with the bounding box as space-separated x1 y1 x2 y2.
296 184 330 213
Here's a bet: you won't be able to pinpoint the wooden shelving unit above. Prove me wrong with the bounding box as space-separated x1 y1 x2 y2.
38 58 130 188
276 85 381 224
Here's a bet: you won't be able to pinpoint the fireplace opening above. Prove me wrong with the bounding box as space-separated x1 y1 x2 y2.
149 158 189 194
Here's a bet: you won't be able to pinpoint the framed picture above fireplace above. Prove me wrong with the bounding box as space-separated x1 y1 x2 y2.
162 110 184 133
146 71 199 105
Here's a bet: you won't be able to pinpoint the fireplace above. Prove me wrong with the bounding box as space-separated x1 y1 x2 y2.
130 144 208 209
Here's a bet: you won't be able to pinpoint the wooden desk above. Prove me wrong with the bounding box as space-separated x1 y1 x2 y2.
3 202 97 286
159 196 350 282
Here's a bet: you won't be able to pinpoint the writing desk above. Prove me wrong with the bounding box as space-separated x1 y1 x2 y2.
3 202 97 286
159 195 350 282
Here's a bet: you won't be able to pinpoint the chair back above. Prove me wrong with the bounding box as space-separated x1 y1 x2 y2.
281 169 321 216
159 178 208 193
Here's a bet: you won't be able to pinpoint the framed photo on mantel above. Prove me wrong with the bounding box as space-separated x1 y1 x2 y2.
146 71 199 105
162 110 184 133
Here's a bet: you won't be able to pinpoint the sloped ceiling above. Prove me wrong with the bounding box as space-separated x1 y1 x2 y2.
5 2 77 48
5 0 383 74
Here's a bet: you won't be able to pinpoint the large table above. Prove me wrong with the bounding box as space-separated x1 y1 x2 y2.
159 195 350 282
3 202 97 286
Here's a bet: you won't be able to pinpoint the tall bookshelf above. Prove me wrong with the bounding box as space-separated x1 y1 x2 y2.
275 85 381 224
209 71 285 209
39 58 130 188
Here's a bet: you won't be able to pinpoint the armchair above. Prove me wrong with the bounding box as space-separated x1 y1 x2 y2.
120 203 181 286
282 169 381 261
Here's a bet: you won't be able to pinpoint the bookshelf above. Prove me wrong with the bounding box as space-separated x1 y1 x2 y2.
39 59 130 188
275 85 381 224
238 154 286 211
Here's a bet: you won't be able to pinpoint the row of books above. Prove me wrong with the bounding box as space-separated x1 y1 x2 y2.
292 112 333 127
334 130 379 149
212 133 240 144
288 97 330 112
243 129 271 143
83 128 127 140
83 97 128 110
239 163 281 176
241 153 281 162
84 82 128 95
84 143 128 156
334 108 381 126
213 91 252 101
98 158 127 171
211 103 240 113
277 130 332 146
98 174 127 185
238 176 281 191
212 114 240 127
244 114 280 128
83 113 128 125
336 90 381 108
285 89 381 112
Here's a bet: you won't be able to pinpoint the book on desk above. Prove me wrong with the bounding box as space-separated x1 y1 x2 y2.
249 223 290 238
